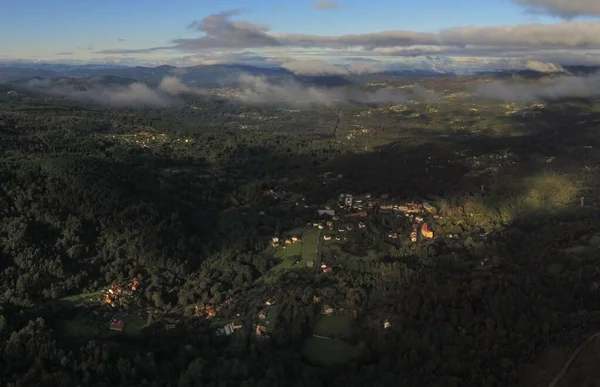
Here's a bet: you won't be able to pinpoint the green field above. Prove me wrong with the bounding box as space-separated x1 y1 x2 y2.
301 228 319 263
259 228 320 282
303 337 362 366
120 314 147 335
313 315 353 339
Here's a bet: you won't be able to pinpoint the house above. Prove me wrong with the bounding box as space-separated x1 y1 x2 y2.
387 232 398 239
258 310 267 320
206 306 216 318
421 223 434 239
285 238 293 245
384 320 392 329
271 237 280 247
423 202 436 214
265 298 274 306
110 319 125 332
323 235 332 241
291 236 299 243
131 280 140 291
307 260 314 268
255 325 267 336
410 230 418 243
313 295 321 303
223 323 235 336
344 195 353 207
318 209 336 217
323 267 333 273
322 305 334 315
326 221 334 230
358 222 366 229
415 216 424 223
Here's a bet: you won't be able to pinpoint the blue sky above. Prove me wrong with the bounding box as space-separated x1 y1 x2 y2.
1 0 600 68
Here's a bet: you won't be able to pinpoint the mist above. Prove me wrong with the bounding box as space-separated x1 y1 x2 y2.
474 73 600 102
23 78 179 107
235 74 410 107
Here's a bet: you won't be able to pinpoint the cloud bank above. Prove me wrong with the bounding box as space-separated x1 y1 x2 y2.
512 0 600 18
236 74 410 107
98 10 600 56
475 72 600 101
22 78 179 107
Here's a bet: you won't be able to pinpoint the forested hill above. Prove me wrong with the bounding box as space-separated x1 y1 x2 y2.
2 89 600 386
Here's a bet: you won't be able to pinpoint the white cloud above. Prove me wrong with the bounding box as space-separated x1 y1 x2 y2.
475 72 600 101
235 74 409 106
22 78 179 107
513 0 600 18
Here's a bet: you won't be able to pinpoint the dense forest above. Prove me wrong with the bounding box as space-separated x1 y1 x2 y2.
2 86 600 387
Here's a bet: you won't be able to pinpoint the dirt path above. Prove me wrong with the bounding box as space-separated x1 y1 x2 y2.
519 339 600 387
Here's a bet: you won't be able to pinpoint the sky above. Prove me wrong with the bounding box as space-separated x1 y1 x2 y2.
2 0 600 72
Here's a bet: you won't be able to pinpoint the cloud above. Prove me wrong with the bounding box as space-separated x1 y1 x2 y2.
118 38 126 42
524 60 565 73
312 1 339 10
171 9 282 51
22 78 179 107
55 52 73 56
512 0 600 18
235 74 409 106
440 22 600 48
474 73 600 101
157 75 193 95
97 10 600 57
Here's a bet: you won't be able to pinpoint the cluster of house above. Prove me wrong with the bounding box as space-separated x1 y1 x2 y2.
255 298 275 337
195 297 235 319
103 279 140 308
271 235 300 248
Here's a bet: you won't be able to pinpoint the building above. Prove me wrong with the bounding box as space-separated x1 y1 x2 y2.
323 267 333 273
410 230 418 243
423 202 436 214
358 222 366 229
258 310 267 320
307 260 314 268
271 237 280 247
326 221 334 230
323 235 332 241
384 320 392 329
255 325 267 336
344 194 353 207
322 305 334 315
222 322 242 336
318 209 336 217
110 319 125 331
421 223 434 239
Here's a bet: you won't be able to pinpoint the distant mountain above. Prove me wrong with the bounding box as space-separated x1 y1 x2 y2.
563 65 600 76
